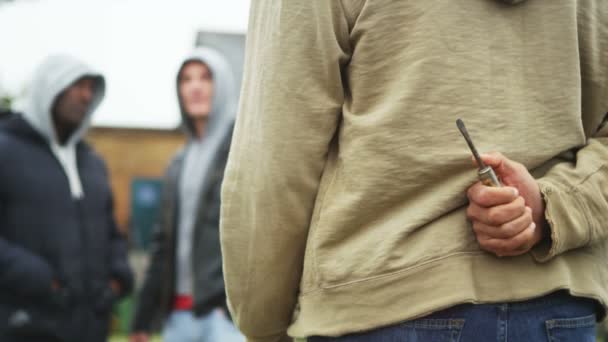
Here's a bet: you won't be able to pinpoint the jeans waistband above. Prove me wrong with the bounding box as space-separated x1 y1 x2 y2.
434 290 599 316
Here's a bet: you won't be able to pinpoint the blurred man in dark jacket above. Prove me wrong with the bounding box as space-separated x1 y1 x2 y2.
0 54 133 342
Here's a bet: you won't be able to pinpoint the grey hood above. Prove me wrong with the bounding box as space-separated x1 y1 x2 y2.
22 54 105 146
177 47 236 141
174 47 237 296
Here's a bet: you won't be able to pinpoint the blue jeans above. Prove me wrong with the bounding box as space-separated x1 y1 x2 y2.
163 308 244 342
310 291 598 342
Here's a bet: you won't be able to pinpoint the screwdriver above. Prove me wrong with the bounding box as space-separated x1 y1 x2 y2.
456 119 502 187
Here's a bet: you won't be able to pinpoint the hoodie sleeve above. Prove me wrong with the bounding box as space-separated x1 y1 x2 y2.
532 121 608 262
220 1 352 341
531 5 608 262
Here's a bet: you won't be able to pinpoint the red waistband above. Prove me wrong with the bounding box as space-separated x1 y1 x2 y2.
173 295 194 311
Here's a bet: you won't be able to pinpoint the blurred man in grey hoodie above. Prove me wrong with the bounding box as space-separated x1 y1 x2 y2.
130 47 243 342
0 55 133 342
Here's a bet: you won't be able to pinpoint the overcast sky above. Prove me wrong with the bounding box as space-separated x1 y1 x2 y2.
0 0 250 129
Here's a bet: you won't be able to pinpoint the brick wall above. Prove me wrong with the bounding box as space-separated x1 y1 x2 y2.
87 127 185 235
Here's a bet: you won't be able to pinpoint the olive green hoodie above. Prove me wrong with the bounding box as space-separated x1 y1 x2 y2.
221 0 608 340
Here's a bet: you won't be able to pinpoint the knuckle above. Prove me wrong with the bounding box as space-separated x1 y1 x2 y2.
466 185 476 199
525 207 533 219
525 216 534 229
501 241 517 252
507 200 521 217
524 226 536 240
466 205 475 219
475 232 486 242
513 234 530 250
487 208 503 225
500 222 515 237
477 188 491 204
477 238 490 249
516 162 528 173
467 183 483 201
474 187 487 204
503 242 516 253
484 239 500 250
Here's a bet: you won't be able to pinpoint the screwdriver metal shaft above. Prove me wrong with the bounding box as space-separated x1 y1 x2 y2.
456 119 501 187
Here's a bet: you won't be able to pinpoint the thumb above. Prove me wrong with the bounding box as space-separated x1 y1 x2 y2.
478 152 519 179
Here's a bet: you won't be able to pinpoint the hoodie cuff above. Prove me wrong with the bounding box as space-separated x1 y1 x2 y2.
531 178 591 262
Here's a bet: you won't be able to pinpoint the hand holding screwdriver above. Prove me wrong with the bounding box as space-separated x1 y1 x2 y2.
457 119 547 257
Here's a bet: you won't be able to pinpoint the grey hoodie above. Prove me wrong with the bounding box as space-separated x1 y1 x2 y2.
175 47 236 296
22 54 105 199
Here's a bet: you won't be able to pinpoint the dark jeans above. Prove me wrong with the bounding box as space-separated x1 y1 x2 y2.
310 291 598 342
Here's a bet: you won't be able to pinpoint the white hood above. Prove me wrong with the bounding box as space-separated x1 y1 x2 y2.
22 54 105 198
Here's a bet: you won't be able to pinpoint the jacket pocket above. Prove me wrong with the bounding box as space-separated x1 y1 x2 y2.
545 314 596 342
92 284 118 317
6 302 67 339
5 286 72 339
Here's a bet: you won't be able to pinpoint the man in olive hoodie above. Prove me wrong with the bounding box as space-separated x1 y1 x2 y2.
221 0 608 341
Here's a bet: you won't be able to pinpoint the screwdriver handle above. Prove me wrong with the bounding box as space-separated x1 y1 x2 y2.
478 166 502 187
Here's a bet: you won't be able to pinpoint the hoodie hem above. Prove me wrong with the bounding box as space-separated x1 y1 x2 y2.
288 251 607 338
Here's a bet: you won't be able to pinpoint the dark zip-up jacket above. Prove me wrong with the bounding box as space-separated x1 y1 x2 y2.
0 115 133 342
131 128 232 332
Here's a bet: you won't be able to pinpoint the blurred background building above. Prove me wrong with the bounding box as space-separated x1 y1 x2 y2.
0 0 248 238
0 1 249 337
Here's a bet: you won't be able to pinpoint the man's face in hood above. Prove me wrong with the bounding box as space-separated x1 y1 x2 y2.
179 61 214 122
51 77 95 143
